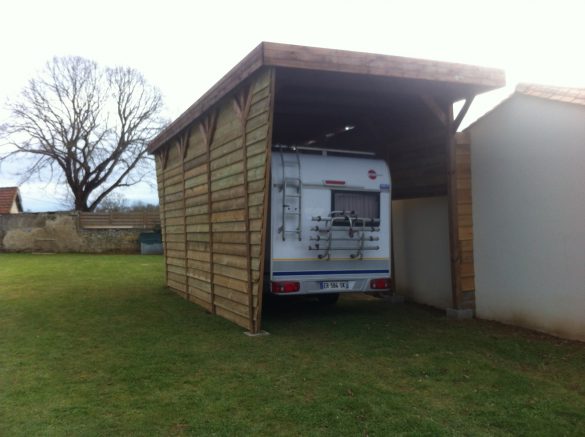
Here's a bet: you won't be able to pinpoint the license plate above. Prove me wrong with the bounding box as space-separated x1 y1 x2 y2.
320 281 349 290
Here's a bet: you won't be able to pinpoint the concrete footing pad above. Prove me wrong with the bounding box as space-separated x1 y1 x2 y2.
446 308 474 319
244 330 270 337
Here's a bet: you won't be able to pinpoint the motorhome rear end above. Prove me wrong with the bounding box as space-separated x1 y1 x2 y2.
269 148 392 300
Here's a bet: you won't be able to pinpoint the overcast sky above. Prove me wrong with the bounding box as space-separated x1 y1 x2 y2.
1 0 584 211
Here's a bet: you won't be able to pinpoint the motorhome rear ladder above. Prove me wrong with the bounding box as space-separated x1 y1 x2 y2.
278 148 302 241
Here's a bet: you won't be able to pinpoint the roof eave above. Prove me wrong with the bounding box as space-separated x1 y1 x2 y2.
147 42 265 153
148 42 505 154
262 42 505 92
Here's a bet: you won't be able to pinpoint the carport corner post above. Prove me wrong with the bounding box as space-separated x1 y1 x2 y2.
446 104 463 310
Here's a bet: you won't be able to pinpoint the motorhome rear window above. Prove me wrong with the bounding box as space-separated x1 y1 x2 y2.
331 191 380 226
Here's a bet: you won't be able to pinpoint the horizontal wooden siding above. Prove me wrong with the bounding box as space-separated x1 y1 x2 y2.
155 68 274 332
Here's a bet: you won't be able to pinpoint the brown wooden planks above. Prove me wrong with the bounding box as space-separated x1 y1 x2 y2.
262 43 504 89
252 68 276 331
148 44 264 153
451 132 476 309
78 212 161 229
153 68 274 331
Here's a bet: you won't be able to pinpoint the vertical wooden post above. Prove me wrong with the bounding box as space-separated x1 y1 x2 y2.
445 105 462 309
253 68 276 333
233 84 254 332
200 112 218 313
157 147 170 284
454 132 476 310
178 132 190 299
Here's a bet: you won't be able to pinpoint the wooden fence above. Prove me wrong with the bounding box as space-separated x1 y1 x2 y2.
78 211 161 229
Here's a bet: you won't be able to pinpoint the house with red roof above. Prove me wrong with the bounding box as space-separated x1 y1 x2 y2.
0 187 23 214
466 83 585 341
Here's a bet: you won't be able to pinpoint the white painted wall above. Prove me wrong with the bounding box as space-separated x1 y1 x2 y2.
10 200 19 214
470 95 585 341
392 197 452 309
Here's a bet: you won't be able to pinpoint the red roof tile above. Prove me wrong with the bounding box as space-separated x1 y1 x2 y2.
0 187 22 214
516 83 585 106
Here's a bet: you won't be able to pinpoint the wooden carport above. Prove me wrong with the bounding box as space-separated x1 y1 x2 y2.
148 42 505 333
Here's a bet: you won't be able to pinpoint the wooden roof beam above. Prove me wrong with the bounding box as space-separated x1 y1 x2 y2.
420 94 447 126
148 42 505 154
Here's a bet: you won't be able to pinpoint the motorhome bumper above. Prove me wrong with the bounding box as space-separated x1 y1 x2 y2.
269 277 391 295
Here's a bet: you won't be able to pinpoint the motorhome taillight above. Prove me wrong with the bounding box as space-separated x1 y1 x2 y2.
370 278 391 290
324 180 346 185
271 281 301 293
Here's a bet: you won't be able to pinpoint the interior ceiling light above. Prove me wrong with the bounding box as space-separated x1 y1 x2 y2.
303 123 357 146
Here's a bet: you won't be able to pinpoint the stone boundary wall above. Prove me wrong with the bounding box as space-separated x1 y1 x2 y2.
0 213 156 253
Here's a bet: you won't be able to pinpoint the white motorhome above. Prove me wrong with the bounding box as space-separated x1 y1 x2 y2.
268 146 392 303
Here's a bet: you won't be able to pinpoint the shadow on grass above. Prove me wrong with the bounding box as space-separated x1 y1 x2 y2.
262 293 443 324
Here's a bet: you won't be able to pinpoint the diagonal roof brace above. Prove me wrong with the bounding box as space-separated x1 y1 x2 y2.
453 97 475 132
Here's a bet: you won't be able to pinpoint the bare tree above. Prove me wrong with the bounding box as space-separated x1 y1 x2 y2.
95 192 160 213
94 192 127 212
0 56 165 211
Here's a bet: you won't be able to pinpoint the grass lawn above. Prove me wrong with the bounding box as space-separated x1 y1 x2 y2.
1 254 584 436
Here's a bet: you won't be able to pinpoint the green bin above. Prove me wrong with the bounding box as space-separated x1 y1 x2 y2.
139 232 163 255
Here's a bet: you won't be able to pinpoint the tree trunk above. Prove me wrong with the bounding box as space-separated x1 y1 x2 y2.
74 192 90 211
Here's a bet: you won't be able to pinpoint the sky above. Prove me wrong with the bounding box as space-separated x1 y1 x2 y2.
1 0 584 211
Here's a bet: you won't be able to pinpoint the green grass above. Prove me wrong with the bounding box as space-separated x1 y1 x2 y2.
1 254 584 436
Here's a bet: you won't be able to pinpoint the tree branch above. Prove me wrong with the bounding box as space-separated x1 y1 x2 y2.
1 56 166 211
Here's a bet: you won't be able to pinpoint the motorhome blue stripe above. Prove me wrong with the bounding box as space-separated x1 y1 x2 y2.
273 269 389 276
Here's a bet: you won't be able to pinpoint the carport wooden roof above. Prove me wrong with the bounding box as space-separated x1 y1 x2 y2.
148 42 505 153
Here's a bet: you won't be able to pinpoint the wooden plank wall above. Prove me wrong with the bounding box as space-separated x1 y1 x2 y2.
78 212 160 229
454 132 475 309
155 68 274 332
385 131 447 199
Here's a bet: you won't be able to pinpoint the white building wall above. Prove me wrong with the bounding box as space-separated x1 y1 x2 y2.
470 95 585 341
392 197 452 309
10 201 19 214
